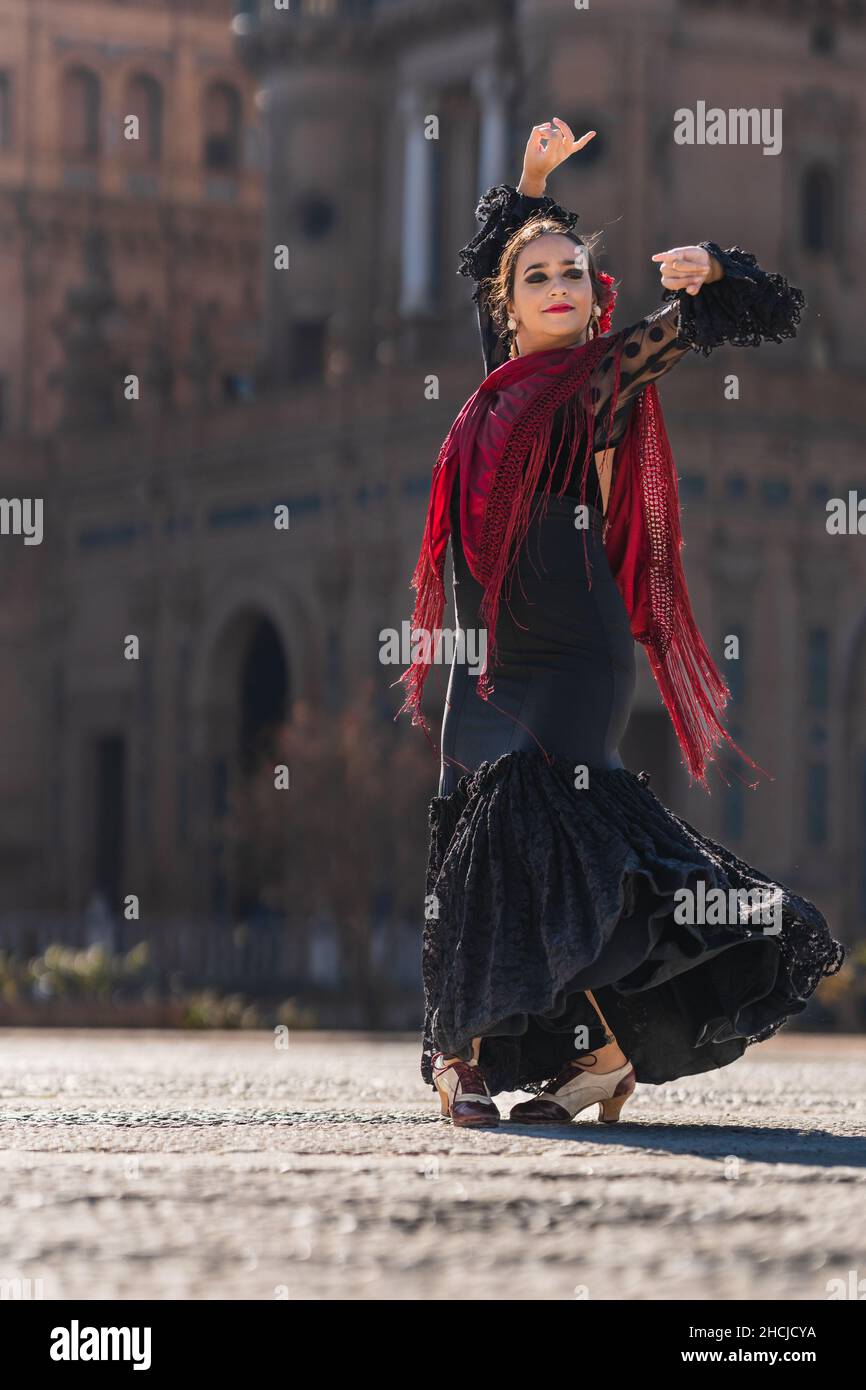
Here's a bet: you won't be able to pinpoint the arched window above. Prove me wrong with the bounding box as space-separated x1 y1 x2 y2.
239 615 289 773
202 81 241 171
124 73 163 162
61 66 101 159
801 163 835 253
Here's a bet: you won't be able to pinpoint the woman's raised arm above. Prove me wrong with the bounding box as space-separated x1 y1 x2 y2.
457 120 597 375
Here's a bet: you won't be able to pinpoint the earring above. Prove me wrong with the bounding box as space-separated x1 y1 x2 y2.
507 316 517 331
588 302 601 340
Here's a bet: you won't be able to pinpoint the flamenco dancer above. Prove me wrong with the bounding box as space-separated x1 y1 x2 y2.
396 120 845 1127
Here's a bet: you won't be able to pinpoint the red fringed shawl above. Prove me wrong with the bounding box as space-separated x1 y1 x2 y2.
394 333 767 791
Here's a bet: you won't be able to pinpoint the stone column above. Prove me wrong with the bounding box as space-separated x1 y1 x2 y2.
472 64 513 195
398 85 437 315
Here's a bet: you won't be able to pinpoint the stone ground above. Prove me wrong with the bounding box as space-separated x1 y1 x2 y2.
0 1028 864 1301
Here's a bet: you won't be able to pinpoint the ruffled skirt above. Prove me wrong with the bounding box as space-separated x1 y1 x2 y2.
422 495 844 1096
420 749 845 1097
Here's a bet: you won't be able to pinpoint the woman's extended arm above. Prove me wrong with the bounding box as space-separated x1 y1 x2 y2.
589 244 806 452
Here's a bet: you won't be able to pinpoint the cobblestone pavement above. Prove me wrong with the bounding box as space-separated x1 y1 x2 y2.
1 1029 864 1301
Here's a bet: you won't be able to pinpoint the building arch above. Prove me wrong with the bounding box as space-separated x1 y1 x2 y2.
60 65 101 160
202 79 242 171
190 596 294 920
122 71 164 163
801 161 835 253
189 576 315 737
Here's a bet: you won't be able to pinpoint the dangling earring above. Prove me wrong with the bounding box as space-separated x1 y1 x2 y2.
588 302 601 340
507 316 517 331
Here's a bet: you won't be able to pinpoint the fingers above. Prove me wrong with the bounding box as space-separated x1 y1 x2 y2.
657 264 710 282
556 116 594 152
659 271 708 294
551 117 597 151
536 121 567 148
657 278 709 294
650 247 708 266
650 246 710 295
530 119 597 159
666 280 704 294
527 121 559 156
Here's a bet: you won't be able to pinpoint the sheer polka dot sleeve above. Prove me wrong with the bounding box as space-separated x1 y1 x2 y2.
588 301 688 452
588 245 804 450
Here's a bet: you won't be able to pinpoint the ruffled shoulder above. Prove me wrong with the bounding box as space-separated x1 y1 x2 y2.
672 242 806 355
456 183 579 303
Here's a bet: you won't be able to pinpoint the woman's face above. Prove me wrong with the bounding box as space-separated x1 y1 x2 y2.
507 233 595 354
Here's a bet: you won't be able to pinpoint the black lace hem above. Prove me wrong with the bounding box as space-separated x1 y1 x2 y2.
420 750 844 1098
671 243 806 355
456 182 579 304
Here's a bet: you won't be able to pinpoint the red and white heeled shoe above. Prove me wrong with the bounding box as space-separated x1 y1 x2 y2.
431 1051 501 1127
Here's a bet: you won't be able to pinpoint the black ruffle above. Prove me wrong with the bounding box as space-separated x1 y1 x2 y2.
420 750 844 1098
456 183 578 304
671 243 806 355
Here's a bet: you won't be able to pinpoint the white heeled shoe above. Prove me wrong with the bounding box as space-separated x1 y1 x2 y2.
509 1055 636 1124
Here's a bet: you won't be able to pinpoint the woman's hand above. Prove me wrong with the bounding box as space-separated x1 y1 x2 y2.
650 246 723 295
518 119 597 197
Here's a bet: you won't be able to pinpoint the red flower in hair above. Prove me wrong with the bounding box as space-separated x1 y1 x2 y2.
596 271 617 334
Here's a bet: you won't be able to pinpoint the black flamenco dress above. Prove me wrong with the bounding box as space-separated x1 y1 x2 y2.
419 183 845 1099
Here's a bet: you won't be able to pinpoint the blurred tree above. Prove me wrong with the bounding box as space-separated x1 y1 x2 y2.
224 677 436 1024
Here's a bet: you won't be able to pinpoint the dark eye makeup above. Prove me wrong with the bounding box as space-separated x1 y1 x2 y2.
524 268 585 282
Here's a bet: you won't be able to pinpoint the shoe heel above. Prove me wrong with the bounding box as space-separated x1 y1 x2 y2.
599 1092 630 1123
598 1068 636 1123
435 1081 451 1118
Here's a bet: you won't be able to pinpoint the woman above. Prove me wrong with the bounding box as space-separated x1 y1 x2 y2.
396 120 845 1127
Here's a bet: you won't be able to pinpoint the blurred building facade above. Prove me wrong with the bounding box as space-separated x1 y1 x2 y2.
1 0 865 973
0 0 264 437
0 0 267 919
